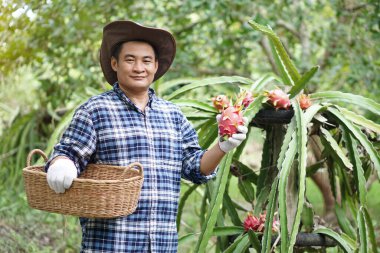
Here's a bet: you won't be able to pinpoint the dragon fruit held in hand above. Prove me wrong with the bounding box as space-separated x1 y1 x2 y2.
299 94 312 110
266 89 291 110
218 106 244 139
212 95 231 112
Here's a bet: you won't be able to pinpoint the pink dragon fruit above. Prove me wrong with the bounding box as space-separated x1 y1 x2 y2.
243 213 261 232
299 94 312 110
212 95 231 112
243 212 280 233
218 106 244 139
266 89 291 110
236 90 254 110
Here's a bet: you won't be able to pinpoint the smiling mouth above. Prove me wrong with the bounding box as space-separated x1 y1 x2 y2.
131 76 146 80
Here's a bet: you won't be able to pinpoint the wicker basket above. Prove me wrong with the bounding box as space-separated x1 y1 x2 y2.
23 149 144 218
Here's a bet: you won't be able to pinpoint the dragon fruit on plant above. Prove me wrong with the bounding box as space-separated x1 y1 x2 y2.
243 212 280 233
236 90 254 110
299 94 312 110
218 106 244 140
243 213 261 232
266 89 291 110
212 95 231 112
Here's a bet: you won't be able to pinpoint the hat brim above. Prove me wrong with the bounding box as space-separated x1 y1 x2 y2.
100 20 176 85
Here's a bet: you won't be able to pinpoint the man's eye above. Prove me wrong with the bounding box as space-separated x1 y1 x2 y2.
126 59 134 62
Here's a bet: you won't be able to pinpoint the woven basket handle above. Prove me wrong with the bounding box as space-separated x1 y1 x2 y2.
123 162 143 178
27 149 48 167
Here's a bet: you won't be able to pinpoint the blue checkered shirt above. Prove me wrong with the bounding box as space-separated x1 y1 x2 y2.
46 83 216 252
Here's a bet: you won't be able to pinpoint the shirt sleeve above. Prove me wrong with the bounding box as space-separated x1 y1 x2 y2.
45 105 97 174
180 113 217 184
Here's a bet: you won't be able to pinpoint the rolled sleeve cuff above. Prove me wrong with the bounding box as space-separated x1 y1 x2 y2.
44 151 80 175
182 150 217 184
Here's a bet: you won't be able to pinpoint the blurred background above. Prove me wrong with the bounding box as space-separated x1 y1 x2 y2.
0 0 379 252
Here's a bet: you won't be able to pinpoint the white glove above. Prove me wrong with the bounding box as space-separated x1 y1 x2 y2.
47 158 78 193
217 115 249 153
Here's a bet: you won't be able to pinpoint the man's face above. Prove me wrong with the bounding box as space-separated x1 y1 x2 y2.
111 41 158 93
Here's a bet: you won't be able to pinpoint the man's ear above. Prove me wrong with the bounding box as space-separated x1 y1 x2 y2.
154 59 159 72
111 57 118 72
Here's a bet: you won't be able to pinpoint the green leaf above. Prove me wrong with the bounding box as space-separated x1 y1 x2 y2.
320 127 354 170
232 160 258 184
327 107 380 174
237 179 255 204
261 178 279 253
223 193 243 226
171 99 218 113
254 135 271 215
212 226 244 236
357 207 367 253
344 131 367 205
157 77 199 95
288 101 308 253
314 227 354 253
194 152 234 253
197 118 218 149
223 233 247 253
165 76 254 100
178 233 197 246
233 234 251 253
306 159 327 177
248 20 301 85
303 104 325 123
184 112 215 121
177 184 198 232
339 107 380 134
278 118 297 251
247 230 262 252
301 202 315 233
334 203 356 239
45 108 76 155
289 66 319 98
310 92 380 116
362 207 379 253
250 73 280 92
268 39 293 86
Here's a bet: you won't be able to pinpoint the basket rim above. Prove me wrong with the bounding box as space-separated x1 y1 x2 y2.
23 165 143 184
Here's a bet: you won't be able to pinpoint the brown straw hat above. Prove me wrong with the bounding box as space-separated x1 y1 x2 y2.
100 20 176 85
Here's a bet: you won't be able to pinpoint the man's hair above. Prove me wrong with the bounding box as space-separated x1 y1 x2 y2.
111 40 159 61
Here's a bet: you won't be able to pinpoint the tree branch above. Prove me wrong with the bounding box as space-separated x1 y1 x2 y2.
258 37 279 76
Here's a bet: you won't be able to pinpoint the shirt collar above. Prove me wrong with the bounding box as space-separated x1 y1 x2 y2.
112 82 157 110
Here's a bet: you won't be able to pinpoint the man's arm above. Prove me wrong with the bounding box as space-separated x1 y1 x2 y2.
199 143 225 176
200 124 248 176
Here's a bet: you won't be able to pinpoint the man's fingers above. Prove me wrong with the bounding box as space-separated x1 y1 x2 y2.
237 125 248 134
231 133 246 141
227 137 241 146
216 114 222 123
63 175 74 189
52 175 65 193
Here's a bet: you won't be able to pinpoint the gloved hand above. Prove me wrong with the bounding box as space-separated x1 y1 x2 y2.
47 158 78 193
217 114 249 153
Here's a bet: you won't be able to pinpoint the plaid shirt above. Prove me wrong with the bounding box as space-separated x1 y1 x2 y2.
46 83 216 252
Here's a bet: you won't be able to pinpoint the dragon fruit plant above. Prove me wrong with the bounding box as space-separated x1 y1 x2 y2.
162 20 379 253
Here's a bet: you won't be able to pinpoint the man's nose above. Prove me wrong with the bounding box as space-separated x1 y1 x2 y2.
133 61 144 72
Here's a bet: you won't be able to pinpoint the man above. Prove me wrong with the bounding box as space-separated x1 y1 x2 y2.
46 20 247 252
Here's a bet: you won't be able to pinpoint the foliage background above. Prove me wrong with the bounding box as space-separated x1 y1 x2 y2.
0 0 379 252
